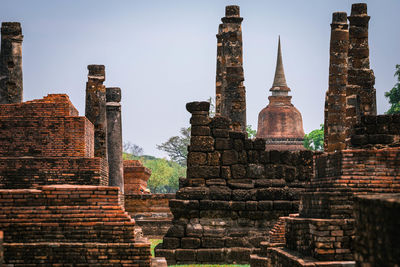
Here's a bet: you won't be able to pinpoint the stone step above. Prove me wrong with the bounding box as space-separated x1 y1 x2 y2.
249 254 269 267
4 242 151 267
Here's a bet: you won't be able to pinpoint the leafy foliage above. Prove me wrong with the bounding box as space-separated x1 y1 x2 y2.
123 152 185 193
385 64 400 114
246 125 257 139
156 127 190 166
303 124 324 151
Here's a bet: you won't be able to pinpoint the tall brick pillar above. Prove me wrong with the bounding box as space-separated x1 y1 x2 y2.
85 65 108 159
324 12 349 152
0 22 23 104
347 3 376 116
217 5 246 132
106 87 123 193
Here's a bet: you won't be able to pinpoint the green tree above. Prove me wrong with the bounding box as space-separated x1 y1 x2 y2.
144 158 173 193
157 127 190 166
246 125 257 139
304 124 324 151
385 64 400 114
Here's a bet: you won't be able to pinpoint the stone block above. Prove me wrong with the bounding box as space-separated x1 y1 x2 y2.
202 237 225 248
207 151 221 166
216 138 232 150
187 152 207 166
190 136 214 152
197 248 224 262
186 102 210 113
162 237 180 249
181 237 201 249
227 247 251 263
165 225 185 237
231 164 246 178
191 126 211 136
212 128 229 138
187 166 220 178
209 186 232 200
186 223 203 237
222 150 238 165
175 249 197 261
190 115 211 126
247 164 265 179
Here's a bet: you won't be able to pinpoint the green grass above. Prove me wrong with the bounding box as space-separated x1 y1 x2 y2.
149 239 250 267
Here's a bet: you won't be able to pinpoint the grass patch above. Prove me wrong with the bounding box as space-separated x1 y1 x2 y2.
149 239 250 267
150 239 163 257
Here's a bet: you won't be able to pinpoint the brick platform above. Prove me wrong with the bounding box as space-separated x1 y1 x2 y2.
354 194 400 266
0 185 151 266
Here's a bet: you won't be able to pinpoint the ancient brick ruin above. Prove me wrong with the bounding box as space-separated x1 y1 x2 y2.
155 101 313 264
250 3 400 267
257 37 305 151
215 6 247 132
0 3 399 266
0 22 154 265
0 22 23 104
156 3 400 266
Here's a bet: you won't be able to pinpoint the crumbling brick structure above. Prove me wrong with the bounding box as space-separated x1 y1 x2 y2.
354 194 400 266
0 93 152 266
250 4 400 266
124 160 151 194
0 22 23 104
155 101 313 264
0 94 108 188
215 5 246 132
0 22 153 265
86 64 108 159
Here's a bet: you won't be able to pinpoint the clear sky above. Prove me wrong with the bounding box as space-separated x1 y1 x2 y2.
2 0 399 158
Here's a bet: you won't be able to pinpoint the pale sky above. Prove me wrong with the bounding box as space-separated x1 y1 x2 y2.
2 0 399 158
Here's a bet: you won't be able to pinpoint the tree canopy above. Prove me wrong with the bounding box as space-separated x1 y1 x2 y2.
385 64 400 114
303 124 324 151
156 127 190 166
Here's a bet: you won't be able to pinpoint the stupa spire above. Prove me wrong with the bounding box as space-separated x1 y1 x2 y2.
271 36 288 90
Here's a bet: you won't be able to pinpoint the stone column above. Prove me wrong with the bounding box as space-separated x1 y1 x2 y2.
0 22 23 104
106 87 124 193
85 65 108 159
324 12 349 152
215 24 223 115
347 3 376 116
218 5 246 132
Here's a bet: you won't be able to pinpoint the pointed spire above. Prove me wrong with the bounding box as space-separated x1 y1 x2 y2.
271 36 288 90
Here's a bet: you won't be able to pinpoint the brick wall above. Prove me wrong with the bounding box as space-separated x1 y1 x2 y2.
155 101 313 264
0 185 152 266
0 157 108 188
351 114 400 148
354 194 400 266
0 94 107 189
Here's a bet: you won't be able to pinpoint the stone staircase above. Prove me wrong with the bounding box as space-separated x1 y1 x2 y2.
0 185 151 266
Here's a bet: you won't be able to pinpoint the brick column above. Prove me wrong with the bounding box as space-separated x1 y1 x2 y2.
218 5 246 132
324 12 349 152
347 3 376 116
106 87 123 193
0 22 23 104
85 65 108 159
